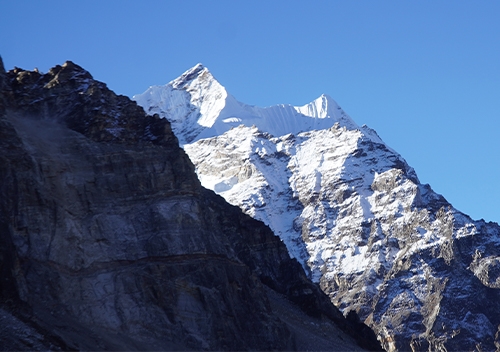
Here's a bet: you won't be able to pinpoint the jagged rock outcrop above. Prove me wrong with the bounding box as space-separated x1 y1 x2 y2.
0 58 382 351
134 64 500 351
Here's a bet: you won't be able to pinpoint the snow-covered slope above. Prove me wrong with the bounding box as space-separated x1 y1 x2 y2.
134 65 500 351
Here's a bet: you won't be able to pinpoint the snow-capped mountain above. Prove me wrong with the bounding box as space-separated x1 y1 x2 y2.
134 65 500 351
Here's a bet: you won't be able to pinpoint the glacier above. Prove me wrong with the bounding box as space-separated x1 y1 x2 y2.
134 64 500 351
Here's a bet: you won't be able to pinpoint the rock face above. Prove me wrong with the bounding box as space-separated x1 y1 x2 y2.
134 64 500 351
0 58 382 351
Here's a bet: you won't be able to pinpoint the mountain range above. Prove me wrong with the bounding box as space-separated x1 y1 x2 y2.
0 59 381 351
134 64 500 351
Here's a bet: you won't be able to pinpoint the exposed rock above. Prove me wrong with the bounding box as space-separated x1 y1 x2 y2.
0 62 381 351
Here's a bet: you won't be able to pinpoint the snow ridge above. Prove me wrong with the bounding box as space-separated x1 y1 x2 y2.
133 65 357 145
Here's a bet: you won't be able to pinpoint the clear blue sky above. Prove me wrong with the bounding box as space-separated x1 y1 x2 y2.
1 0 499 223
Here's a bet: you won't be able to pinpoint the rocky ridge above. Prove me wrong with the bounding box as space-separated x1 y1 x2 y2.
0 58 382 351
134 64 500 351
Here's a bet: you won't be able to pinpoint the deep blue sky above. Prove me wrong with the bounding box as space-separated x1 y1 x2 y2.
1 0 499 223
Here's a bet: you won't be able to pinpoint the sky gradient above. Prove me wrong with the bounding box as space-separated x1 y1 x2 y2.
1 0 499 223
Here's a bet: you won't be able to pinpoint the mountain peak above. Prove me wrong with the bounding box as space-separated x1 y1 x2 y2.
293 93 358 130
171 63 214 89
305 93 340 116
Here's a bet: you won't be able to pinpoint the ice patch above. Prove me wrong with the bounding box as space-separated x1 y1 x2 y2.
214 176 238 193
222 117 242 124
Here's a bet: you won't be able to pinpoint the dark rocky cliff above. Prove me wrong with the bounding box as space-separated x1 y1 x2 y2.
0 58 382 351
